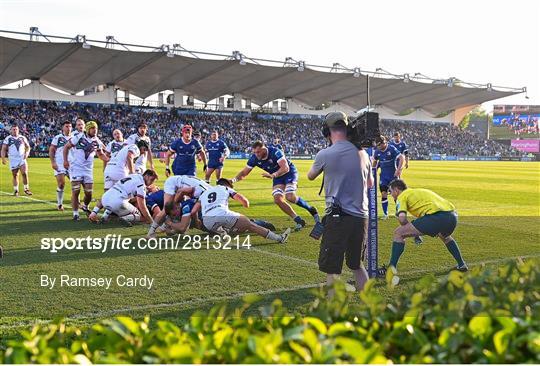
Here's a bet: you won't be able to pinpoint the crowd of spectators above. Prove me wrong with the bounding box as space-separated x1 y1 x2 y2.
0 100 522 158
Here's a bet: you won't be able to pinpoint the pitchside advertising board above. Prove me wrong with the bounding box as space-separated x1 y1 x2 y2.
491 105 540 140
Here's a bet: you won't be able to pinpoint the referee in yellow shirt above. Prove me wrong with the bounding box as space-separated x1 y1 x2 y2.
387 179 467 274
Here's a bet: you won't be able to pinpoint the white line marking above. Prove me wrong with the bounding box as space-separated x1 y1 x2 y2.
0 191 62 208
2 254 538 331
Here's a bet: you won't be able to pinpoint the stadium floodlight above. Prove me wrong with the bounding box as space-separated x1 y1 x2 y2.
297 61 305 72
447 77 455 87
159 45 174 58
486 83 493 91
353 67 361 78
76 35 91 50
403 73 410 83
233 51 246 65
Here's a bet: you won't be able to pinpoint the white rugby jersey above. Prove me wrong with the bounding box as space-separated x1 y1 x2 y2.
199 186 237 215
167 175 211 198
126 133 151 170
105 144 140 174
50 133 71 166
70 132 104 171
105 140 128 155
111 173 147 199
2 135 28 160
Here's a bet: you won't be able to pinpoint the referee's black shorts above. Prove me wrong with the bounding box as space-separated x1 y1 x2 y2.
318 215 368 274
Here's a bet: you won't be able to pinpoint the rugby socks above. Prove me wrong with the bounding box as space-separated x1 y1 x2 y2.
24 184 30 191
293 216 304 225
73 209 79 217
148 221 159 236
295 197 311 211
265 230 281 242
13 186 18 193
389 241 405 269
92 206 100 214
381 199 389 216
445 239 465 267
56 188 64 205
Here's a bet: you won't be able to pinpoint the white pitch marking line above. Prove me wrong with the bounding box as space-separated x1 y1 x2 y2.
0 190 63 208
1 254 538 331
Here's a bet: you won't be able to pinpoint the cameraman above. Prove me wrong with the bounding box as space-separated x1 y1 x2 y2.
307 112 373 292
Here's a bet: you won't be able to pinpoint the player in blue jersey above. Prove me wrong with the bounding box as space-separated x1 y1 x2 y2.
374 136 405 220
204 130 230 183
268 138 283 152
165 124 207 177
389 132 409 169
232 141 319 230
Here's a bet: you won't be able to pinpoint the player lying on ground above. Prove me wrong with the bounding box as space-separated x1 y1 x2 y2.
88 140 149 222
232 140 319 230
99 170 158 227
1 124 32 196
387 179 468 282
194 178 291 243
147 175 211 237
145 187 277 236
49 121 73 210
63 121 108 220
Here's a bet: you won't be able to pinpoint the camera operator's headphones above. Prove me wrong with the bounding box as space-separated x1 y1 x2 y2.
323 111 351 138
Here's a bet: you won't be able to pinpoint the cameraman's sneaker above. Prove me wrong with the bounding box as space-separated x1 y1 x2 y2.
279 228 292 244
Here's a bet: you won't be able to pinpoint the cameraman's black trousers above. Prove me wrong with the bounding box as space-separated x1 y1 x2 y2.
318 215 368 275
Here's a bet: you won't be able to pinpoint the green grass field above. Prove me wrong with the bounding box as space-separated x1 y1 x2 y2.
0 159 539 337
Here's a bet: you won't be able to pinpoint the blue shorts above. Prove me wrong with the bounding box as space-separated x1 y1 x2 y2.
379 173 396 191
207 161 223 169
272 170 298 187
146 190 165 211
412 211 458 237
173 166 196 176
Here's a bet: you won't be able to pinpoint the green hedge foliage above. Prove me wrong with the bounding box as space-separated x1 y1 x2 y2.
1 259 538 364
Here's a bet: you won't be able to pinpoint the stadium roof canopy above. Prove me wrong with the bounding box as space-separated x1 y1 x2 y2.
0 30 525 115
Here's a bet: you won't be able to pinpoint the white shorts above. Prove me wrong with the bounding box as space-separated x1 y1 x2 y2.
54 167 68 176
104 167 128 190
101 189 139 217
10 158 26 171
163 177 178 195
70 168 93 184
202 209 241 233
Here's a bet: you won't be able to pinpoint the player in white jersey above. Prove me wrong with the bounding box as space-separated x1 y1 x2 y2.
89 140 149 222
100 170 157 226
49 121 72 210
195 178 290 243
104 129 127 167
126 122 154 173
63 121 108 220
1 125 32 196
146 175 211 237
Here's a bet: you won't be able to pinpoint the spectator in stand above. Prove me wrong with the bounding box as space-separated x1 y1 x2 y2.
0 100 521 159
